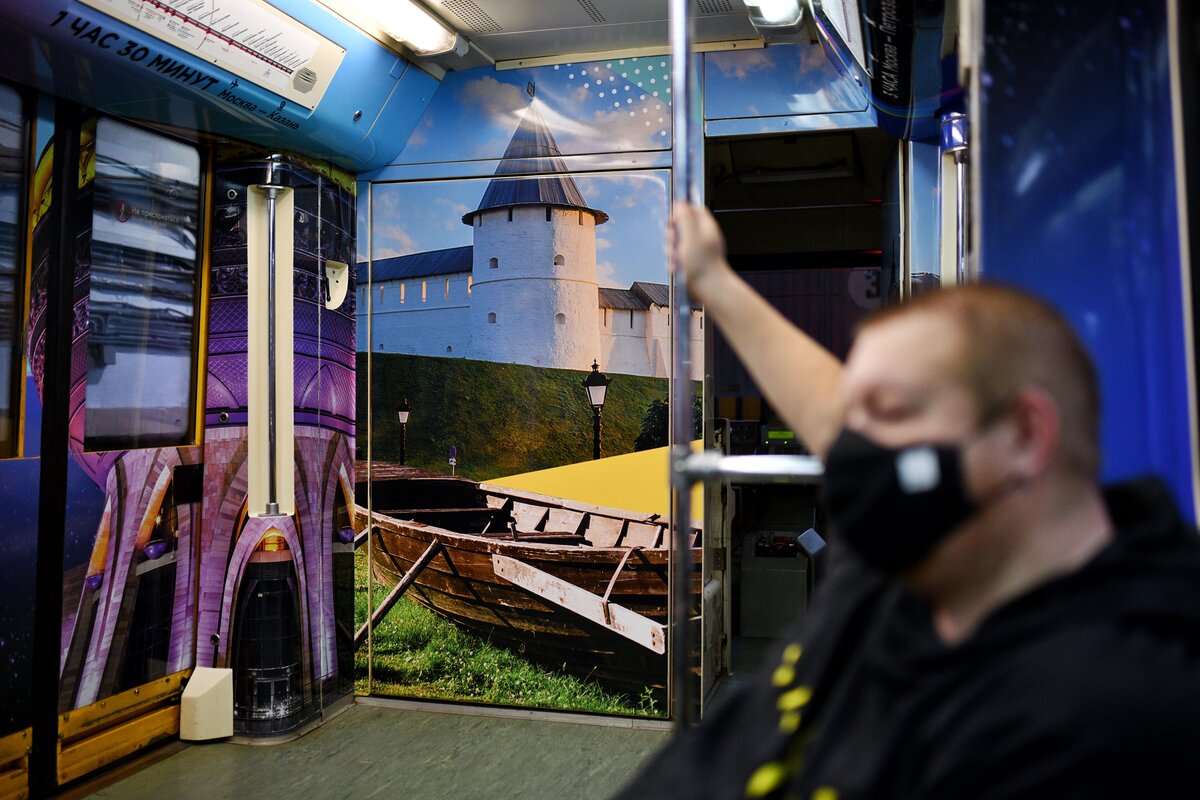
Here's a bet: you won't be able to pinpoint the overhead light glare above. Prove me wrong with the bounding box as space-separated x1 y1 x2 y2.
743 0 803 28
359 0 460 56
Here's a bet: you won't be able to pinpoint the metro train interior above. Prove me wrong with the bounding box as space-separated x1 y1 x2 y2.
0 0 1197 797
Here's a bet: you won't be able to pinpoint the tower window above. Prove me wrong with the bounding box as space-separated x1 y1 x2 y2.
545 206 552 222
444 278 450 299
489 257 499 269
553 254 565 267
630 310 634 328
488 312 497 324
578 210 584 226
555 313 566 325
400 283 405 304
421 281 427 302
468 276 473 296
508 208 513 222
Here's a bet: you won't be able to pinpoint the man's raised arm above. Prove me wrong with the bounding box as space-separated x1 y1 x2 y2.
672 202 845 458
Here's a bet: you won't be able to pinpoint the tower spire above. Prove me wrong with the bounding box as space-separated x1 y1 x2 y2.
462 98 608 226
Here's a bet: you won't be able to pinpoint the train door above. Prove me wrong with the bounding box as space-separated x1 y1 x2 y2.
0 79 35 800
691 31 960 701
19 104 209 791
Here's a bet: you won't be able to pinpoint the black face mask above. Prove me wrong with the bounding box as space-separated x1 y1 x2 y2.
821 428 977 573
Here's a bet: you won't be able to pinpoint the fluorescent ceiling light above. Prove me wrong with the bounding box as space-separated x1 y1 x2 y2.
343 0 460 56
743 0 803 27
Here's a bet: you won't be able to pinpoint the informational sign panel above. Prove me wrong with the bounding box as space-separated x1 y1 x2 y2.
80 0 345 109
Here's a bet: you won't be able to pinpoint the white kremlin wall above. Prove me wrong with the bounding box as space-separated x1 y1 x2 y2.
361 272 473 357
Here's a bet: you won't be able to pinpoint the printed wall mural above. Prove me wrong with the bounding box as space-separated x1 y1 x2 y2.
704 41 867 122
395 56 674 165
358 60 700 717
20 114 356 739
194 149 357 735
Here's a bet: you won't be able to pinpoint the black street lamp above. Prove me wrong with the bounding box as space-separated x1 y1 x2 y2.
397 398 411 465
582 360 610 460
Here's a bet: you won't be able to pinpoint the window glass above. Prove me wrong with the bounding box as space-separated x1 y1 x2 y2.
0 84 26 458
85 118 201 449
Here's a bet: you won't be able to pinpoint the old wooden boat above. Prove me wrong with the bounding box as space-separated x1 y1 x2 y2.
355 469 700 699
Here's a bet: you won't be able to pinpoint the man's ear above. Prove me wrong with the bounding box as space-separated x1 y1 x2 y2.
1006 386 1061 479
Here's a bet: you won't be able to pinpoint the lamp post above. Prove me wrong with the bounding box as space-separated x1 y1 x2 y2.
397 398 410 465
582 360 610 460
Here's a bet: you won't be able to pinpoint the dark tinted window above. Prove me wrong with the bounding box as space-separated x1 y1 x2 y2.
85 118 201 449
0 84 26 457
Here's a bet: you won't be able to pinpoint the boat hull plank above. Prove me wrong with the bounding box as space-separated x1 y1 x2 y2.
493 554 667 654
356 482 700 699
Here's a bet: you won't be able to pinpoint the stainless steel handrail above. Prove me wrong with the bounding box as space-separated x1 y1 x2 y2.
668 0 699 733
674 453 825 485
263 155 284 516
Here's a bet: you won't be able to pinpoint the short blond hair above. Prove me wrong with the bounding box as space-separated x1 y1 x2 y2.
863 284 1101 476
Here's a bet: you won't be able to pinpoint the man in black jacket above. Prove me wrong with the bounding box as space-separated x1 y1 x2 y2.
615 204 1200 798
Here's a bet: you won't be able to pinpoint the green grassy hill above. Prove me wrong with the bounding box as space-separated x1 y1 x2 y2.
357 352 683 481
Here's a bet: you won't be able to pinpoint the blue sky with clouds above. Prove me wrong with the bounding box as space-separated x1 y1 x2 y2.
367 170 669 289
397 57 674 164
365 56 678 289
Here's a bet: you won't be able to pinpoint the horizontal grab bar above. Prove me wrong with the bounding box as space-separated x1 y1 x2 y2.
672 451 825 486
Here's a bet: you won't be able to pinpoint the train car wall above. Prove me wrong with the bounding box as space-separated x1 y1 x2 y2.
975 0 1197 518
0 0 439 172
198 150 356 736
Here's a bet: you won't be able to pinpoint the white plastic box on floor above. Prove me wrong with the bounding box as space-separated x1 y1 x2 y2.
180 667 233 740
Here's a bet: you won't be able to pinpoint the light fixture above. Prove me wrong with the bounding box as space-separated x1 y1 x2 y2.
367 0 461 56
397 398 411 465
743 0 803 28
742 0 810 41
583 360 610 461
583 361 610 410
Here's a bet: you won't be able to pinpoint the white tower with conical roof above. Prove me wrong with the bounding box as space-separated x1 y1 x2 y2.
463 94 607 369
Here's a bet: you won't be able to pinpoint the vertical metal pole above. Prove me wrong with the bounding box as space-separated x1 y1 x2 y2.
264 157 281 516
940 113 968 286
366 183 375 693
592 407 602 460
955 156 967 285
898 141 910 301
669 0 700 732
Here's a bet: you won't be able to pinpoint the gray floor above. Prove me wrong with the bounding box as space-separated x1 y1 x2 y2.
84 699 671 800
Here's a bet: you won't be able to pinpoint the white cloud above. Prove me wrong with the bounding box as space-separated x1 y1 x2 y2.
460 76 529 124
371 223 417 259
403 112 431 150
596 259 620 287
596 236 612 251
367 191 421 258
709 49 776 80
